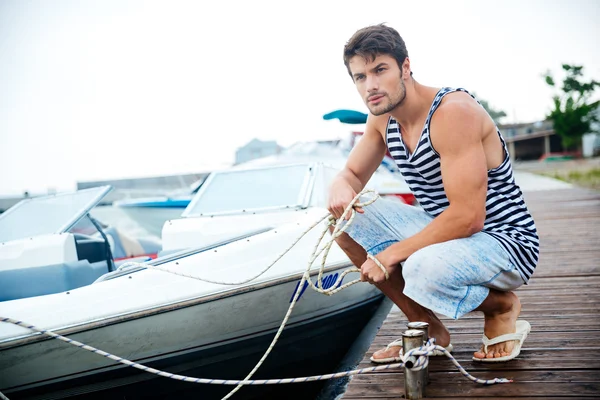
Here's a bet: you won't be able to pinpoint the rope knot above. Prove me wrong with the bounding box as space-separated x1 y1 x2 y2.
401 343 436 371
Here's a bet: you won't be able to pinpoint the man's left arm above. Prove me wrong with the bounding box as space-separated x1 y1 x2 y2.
363 100 488 282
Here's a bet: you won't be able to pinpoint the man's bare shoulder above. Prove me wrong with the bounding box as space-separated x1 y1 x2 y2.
429 92 488 152
431 92 486 134
436 91 484 120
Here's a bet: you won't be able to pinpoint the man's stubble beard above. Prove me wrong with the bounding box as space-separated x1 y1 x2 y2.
369 79 406 116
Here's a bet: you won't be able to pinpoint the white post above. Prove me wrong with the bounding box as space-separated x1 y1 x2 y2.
544 134 551 155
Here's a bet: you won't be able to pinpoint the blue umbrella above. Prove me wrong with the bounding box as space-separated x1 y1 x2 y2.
323 109 368 124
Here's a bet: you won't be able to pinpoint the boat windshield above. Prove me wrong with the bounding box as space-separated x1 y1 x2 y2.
183 164 313 216
0 186 112 242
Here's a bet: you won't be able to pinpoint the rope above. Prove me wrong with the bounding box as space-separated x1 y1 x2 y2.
0 321 511 391
400 340 512 385
218 189 381 399
0 189 511 399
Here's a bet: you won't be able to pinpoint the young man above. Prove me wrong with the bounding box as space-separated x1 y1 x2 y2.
328 24 539 362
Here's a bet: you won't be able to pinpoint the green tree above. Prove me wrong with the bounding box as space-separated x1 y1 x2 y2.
544 64 600 151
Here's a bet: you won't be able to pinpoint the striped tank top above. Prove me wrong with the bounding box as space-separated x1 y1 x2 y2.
386 87 539 282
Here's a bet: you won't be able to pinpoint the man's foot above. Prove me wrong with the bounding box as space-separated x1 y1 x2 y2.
370 322 451 363
473 292 521 360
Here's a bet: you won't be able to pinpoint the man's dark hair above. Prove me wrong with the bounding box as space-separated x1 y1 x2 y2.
343 24 411 78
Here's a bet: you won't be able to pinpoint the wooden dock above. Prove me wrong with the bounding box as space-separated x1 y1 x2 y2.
341 187 600 399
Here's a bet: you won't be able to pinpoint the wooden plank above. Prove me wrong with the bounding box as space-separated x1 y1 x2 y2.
343 381 600 398
347 370 600 384
344 398 599 400
341 186 600 398
356 358 600 372
376 314 600 325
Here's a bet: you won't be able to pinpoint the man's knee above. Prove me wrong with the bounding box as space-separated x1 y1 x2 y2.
403 247 447 290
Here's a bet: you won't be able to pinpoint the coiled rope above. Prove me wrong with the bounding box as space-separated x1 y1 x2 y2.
0 189 510 400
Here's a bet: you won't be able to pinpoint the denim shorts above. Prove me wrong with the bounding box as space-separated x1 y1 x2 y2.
342 195 525 319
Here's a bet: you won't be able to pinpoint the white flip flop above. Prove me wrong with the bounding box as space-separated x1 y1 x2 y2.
473 320 531 363
370 339 454 364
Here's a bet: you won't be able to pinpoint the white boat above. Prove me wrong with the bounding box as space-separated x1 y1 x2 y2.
111 178 206 238
0 186 162 304
0 163 384 399
236 141 413 202
113 141 414 241
161 154 410 252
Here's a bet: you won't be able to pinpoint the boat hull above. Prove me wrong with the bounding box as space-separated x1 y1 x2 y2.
0 267 383 400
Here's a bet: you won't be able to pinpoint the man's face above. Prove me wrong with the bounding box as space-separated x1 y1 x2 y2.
348 54 406 116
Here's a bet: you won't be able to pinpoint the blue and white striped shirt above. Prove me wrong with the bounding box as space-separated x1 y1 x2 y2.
386 87 539 282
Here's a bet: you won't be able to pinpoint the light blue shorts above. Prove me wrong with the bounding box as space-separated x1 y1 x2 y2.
343 196 524 319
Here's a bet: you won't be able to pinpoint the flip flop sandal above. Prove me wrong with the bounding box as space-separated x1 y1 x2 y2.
473 320 531 363
370 339 454 364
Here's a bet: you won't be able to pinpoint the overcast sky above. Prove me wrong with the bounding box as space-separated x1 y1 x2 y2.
0 0 598 196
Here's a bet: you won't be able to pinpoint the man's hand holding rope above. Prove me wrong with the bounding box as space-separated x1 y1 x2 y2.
360 253 393 285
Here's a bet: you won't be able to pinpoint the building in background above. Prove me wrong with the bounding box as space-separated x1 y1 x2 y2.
583 107 600 157
499 120 563 161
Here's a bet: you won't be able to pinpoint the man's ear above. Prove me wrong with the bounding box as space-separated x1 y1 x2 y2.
402 58 411 78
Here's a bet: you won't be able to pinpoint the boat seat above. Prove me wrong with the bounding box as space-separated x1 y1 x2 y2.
0 260 109 302
73 234 110 264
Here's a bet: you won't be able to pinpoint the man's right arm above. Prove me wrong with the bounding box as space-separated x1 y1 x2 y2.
328 114 388 218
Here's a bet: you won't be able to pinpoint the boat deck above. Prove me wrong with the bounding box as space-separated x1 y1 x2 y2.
341 187 600 399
